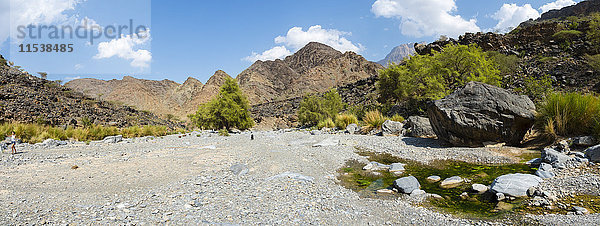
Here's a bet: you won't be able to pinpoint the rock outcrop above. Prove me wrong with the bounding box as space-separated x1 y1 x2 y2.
428 82 536 147
377 43 416 67
238 42 383 104
0 57 175 128
66 70 232 119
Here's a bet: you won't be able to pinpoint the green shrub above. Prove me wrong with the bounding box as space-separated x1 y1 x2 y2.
363 110 387 130
377 44 500 103
317 118 335 129
218 129 230 136
587 13 600 49
390 114 405 122
189 77 254 130
486 51 520 76
514 74 554 102
552 30 583 42
585 54 600 71
298 89 345 126
536 92 600 139
335 114 358 129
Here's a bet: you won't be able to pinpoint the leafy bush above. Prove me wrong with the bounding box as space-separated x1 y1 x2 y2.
377 44 500 103
218 129 230 136
298 89 345 126
390 114 405 122
189 77 254 130
486 51 521 76
363 110 387 130
585 54 600 71
335 114 358 129
317 118 335 129
514 74 554 102
587 13 600 49
536 92 600 139
552 30 583 42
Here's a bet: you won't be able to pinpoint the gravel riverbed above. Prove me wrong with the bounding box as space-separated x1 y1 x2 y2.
0 131 597 225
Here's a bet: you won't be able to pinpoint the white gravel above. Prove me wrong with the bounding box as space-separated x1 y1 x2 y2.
0 131 597 225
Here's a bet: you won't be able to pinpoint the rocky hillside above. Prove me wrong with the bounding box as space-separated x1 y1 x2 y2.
65 71 232 119
0 55 176 128
238 42 383 104
377 43 416 67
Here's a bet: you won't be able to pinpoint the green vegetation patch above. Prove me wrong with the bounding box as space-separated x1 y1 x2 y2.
338 150 535 219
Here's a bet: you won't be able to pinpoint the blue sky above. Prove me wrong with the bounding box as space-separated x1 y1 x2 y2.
0 0 581 83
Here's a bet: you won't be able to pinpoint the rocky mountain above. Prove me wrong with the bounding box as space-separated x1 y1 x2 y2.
539 0 600 20
0 55 175 128
65 70 232 120
377 43 416 67
238 42 383 104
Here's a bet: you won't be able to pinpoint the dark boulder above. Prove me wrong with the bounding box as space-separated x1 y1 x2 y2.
404 116 436 138
427 82 536 147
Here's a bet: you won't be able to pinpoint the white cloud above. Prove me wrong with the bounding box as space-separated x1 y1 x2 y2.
1 0 82 45
74 64 83 70
540 0 577 13
371 0 480 38
244 25 362 62
492 4 540 33
79 16 102 31
244 46 292 62
274 25 362 53
94 30 152 69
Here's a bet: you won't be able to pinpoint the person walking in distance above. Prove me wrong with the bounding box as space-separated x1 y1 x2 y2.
10 131 17 154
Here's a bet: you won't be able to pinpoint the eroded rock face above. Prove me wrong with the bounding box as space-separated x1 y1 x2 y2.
427 82 536 147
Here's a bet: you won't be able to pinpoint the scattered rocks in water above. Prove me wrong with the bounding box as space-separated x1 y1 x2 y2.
440 176 463 188
472 184 488 194
363 162 390 171
490 173 543 197
393 176 420 194
426 175 441 183
404 116 436 138
382 120 405 136
312 138 339 147
427 82 536 147
346 124 359 135
230 164 249 176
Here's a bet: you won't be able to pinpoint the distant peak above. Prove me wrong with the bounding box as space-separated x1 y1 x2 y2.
206 70 232 86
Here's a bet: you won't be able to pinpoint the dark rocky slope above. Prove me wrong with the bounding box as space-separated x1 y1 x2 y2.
0 56 176 128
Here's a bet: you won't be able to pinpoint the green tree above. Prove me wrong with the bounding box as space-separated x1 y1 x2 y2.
298 89 345 126
377 44 500 104
189 77 254 130
587 13 600 50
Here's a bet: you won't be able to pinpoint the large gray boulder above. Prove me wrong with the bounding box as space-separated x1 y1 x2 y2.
404 116 436 138
427 82 536 147
490 173 543 197
585 144 600 162
382 120 405 136
103 135 123 144
542 148 580 168
393 176 420 194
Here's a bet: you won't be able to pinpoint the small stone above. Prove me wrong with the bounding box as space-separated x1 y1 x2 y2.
71 165 79 170
388 163 405 173
539 163 553 171
410 189 426 197
496 193 506 201
572 206 589 215
376 189 394 194
426 175 441 183
535 170 556 179
460 192 469 199
393 176 421 194
363 162 390 171
472 184 488 194
440 176 463 188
